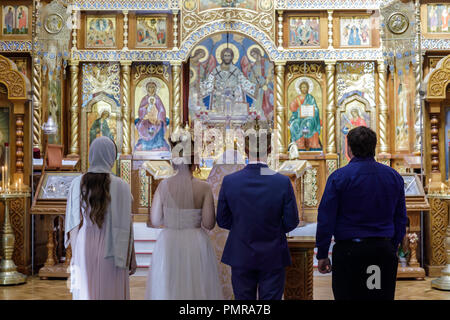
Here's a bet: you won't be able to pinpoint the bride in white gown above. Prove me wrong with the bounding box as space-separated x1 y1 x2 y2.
145 157 223 300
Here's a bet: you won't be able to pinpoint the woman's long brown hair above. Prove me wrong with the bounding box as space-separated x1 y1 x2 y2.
80 172 111 229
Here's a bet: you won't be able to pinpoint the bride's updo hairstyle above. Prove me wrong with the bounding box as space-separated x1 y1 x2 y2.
170 136 200 174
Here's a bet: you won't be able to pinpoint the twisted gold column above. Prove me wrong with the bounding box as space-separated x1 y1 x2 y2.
275 62 286 154
377 60 389 154
121 61 131 155
413 0 422 155
69 61 79 156
325 61 336 154
171 62 182 133
71 8 77 51
32 56 42 150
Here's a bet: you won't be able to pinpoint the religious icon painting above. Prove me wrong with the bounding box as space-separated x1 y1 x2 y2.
136 16 168 48
288 17 321 47
2 5 29 35
83 94 122 172
133 76 171 159
87 100 117 148
286 76 323 152
188 34 274 123
338 96 372 166
86 16 117 48
340 16 371 47
427 4 450 33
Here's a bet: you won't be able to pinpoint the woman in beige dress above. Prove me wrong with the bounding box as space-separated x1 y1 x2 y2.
65 136 136 300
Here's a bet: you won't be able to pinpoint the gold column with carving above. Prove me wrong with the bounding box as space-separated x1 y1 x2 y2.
275 62 286 154
121 61 131 155
327 10 333 49
69 61 79 157
277 11 283 50
173 10 179 50
171 61 182 133
32 55 42 151
413 0 422 155
15 113 24 174
123 10 129 50
71 8 77 51
325 61 336 155
377 60 389 155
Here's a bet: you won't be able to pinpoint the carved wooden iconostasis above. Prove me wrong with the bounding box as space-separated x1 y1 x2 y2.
0 0 446 279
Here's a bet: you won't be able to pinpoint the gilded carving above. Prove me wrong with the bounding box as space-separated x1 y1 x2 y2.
426 55 450 100
275 62 286 154
139 168 149 207
171 62 181 133
0 55 27 99
134 64 170 81
284 248 313 300
120 159 131 184
32 56 42 150
325 61 336 154
303 167 318 207
429 197 449 266
287 64 323 81
326 159 337 177
181 8 274 44
121 61 131 155
10 198 26 271
377 60 389 154
69 61 79 156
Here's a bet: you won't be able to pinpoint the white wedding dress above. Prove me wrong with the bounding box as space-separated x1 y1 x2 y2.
145 163 223 300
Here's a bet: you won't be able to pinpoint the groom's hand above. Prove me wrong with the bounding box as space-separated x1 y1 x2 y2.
318 258 332 274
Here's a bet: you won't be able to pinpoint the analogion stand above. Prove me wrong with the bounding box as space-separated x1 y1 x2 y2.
0 191 30 285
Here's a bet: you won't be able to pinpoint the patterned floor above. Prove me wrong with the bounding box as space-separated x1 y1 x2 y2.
0 275 448 300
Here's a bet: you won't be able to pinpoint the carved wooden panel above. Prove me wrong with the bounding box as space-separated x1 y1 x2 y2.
284 247 313 300
426 198 448 267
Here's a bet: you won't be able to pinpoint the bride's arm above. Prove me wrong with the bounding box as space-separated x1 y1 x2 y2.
201 185 216 231
147 183 164 228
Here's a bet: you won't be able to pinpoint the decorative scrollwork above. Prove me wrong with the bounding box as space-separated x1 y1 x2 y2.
429 198 449 266
181 8 274 43
0 55 27 99
303 167 318 207
287 63 323 81
426 55 450 100
133 64 170 81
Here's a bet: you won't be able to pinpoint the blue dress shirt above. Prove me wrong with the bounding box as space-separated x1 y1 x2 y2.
316 157 407 260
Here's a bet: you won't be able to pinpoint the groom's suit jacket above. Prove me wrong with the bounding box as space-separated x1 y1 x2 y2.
217 163 299 270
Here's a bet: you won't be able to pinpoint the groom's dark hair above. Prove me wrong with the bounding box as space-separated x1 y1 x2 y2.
244 129 272 162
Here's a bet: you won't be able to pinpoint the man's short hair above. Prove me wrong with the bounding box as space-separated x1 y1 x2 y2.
244 130 272 161
347 126 377 158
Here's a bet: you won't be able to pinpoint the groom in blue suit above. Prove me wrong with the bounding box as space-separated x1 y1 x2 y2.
217 129 299 300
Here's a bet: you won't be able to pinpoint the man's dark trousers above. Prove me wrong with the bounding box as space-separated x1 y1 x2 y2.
231 267 286 300
332 239 398 300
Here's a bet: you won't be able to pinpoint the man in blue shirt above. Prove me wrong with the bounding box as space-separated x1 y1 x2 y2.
316 126 407 300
